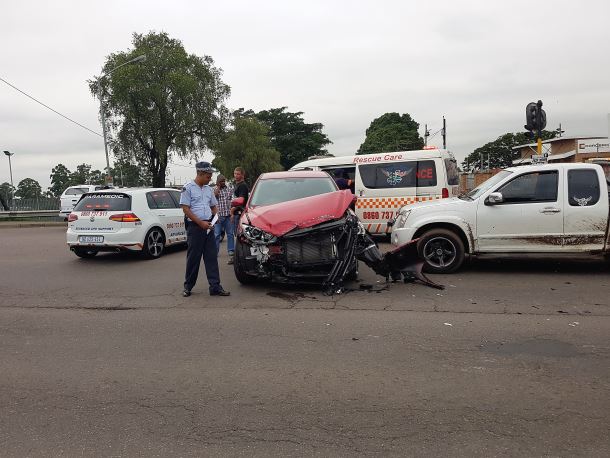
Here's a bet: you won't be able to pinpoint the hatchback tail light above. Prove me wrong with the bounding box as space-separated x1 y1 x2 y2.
68 213 78 222
442 187 449 198
109 213 141 223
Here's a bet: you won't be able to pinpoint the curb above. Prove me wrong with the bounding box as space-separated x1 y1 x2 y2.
0 222 67 229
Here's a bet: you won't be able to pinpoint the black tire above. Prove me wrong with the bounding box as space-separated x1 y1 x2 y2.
417 228 465 274
142 227 166 259
234 239 257 284
73 247 98 258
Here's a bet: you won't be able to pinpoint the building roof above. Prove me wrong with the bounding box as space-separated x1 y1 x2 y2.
512 136 607 150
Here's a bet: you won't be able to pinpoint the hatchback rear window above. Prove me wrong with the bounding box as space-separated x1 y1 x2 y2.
73 193 131 211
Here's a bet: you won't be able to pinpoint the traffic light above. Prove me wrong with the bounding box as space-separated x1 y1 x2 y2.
524 100 547 132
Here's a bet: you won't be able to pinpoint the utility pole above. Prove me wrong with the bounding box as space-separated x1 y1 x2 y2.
556 123 565 137
442 116 447 149
424 124 430 147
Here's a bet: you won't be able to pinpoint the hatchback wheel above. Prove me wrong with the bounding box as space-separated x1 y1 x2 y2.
142 228 166 259
234 239 257 284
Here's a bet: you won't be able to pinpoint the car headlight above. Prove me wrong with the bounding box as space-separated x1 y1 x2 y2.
241 224 277 244
395 208 411 228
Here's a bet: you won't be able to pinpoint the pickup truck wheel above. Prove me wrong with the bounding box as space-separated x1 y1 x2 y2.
417 229 465 274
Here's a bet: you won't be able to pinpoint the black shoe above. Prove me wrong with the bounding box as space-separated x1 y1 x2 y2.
210 289 230 296
182 289 191 297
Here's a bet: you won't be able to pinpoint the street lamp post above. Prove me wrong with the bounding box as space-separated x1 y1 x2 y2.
96 54 146 185
3 150 15 208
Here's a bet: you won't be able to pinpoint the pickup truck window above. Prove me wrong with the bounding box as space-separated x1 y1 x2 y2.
466 171 511 199
568 169 600 206
497 171 558 204
359 160 437 189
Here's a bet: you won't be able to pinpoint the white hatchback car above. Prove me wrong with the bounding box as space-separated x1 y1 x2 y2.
66 188 187 259
59 185 112 220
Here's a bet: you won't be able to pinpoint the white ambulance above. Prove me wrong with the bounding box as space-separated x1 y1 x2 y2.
290 148 460 234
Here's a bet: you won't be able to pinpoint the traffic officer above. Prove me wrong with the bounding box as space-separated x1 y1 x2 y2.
180 161 230 298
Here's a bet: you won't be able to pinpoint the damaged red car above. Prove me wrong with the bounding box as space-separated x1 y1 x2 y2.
232 171 440 294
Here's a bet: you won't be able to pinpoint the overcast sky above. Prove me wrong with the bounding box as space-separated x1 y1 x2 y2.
2 0 609 189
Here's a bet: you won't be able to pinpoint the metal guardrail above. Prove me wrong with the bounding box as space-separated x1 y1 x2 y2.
0 210 60 219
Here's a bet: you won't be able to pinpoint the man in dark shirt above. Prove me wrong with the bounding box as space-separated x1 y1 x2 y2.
229 166 249 265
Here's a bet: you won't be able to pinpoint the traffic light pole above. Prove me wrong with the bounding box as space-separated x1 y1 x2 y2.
536 100 543 155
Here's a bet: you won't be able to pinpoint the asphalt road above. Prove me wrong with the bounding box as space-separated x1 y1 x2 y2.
0 227 609 457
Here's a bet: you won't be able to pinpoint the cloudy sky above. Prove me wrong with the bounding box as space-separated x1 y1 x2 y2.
2 0 609 189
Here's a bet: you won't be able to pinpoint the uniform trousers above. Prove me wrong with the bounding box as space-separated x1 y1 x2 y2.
184 221 222 293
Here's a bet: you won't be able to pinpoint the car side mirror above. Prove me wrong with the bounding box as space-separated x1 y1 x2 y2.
485 192 504 205
231 197 245 208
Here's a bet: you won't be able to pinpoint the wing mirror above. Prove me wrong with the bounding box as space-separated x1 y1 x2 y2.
485 192 504 205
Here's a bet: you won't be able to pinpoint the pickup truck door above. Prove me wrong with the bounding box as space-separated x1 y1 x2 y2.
562 167 608 251
476 170 564 251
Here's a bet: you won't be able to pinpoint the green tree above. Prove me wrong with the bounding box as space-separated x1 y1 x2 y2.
235 107 331 170
358 112 424 154
212 117 282 185
15 178 43 199
462 130 557 171
90 31 231 187
70 164 93 185
110 156 152 187
49 163 72 197
0 182 14 210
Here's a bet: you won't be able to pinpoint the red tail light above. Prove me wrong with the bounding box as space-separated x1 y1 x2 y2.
442 187 449 198
109 213 141 223
68 213 78 222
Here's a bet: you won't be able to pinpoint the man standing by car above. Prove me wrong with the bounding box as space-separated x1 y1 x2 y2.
228 166 249 265
180 162 230 297
213 174 234 258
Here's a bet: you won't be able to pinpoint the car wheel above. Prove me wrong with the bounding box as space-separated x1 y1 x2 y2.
142 227 166 259
417 228 465 274
73 247 98 258
234 239 257 284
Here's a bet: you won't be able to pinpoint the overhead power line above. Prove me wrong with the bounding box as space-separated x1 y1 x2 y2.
0 76 102 137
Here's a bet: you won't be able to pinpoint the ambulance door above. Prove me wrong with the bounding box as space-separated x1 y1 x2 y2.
415 159 442 203
355 161 418 234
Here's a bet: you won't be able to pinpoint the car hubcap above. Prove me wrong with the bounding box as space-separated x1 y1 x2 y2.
148 231 163 256
423 237 456 269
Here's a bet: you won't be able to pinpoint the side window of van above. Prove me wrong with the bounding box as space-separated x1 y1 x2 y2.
359 161 437 189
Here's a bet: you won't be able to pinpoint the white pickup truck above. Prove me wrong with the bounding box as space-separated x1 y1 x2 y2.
390 163 610 273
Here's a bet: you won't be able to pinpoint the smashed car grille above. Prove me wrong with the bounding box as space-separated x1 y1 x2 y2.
285 232 337 264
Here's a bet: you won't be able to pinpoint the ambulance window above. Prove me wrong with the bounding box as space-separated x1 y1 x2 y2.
359 161 437 188
444 158 460 185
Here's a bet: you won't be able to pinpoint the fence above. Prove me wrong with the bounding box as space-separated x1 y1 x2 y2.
3 197 59 212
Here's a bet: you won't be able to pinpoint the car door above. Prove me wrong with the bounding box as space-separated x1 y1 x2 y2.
146 190 183 245
563 168 607 251
476 170 564 252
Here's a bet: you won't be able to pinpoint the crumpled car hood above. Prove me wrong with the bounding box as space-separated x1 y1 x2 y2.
244 190 354 237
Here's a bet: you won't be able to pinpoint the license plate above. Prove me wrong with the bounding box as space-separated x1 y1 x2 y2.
79 235 104 244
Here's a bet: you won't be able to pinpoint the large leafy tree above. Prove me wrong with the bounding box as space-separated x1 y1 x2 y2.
358 112 424 154
235 107 331 170
212 117 282 185
15 178 43 199
90 31 231 187
462 130 557 171
110 156 152 187
49 164 72 197
0 182 14 209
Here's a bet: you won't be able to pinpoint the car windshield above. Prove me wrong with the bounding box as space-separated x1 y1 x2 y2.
250 177 337 207
65 187 89 196
73 193 132 211
465 170 512 199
